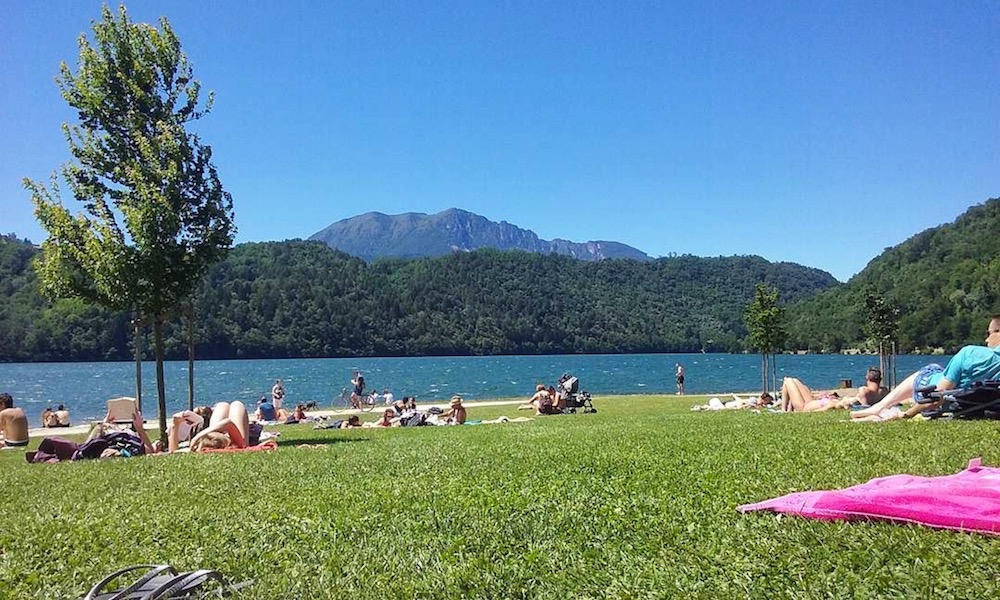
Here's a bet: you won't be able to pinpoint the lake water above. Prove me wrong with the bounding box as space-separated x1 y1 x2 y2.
0 353 947 422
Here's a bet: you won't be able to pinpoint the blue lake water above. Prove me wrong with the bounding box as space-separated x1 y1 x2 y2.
0 353 948 422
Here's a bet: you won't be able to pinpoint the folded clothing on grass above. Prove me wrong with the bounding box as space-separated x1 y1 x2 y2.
739 458 1000 535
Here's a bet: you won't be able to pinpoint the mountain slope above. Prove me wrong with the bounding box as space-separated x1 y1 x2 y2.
309 208 651 261
785 198 1000 352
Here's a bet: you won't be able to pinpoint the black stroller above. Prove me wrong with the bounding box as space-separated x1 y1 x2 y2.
558 373 596 414
916 380 1000 419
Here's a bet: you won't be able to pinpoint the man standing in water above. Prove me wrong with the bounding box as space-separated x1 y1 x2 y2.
676 363 685 395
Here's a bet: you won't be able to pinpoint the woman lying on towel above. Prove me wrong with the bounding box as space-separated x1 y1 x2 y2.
780 377 854 412
190 401 250 451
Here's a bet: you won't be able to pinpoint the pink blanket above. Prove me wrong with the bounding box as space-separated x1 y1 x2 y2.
738 458 1000 535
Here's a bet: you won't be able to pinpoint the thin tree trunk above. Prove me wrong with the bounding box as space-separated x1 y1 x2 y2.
134 313 142 413
154 314 168 447
187 304 195 411
760 353 767 395
770 352 779 399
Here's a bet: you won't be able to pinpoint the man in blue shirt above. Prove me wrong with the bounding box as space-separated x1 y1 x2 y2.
852 315 1000 420
255 395 277 421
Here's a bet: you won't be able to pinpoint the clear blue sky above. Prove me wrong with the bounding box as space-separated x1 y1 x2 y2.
2 2 997 281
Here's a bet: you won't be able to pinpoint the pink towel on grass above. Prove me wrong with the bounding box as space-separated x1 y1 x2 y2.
738 458 1000 535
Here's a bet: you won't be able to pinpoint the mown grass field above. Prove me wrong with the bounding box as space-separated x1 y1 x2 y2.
3 395 1000 599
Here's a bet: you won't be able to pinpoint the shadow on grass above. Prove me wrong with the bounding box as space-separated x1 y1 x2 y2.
273 435 371 447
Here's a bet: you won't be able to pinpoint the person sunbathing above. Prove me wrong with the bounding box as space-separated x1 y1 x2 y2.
856 367 888 407
852 316 1000 421
190 401 250 451
780 378 854 412
368 409 397 428
437 396 467 424
167 406 212 452
0 392 29 449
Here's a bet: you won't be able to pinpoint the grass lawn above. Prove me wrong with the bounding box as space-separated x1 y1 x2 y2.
3 395 1000 599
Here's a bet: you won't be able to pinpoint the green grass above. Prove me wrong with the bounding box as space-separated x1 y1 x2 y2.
3 396 1000 599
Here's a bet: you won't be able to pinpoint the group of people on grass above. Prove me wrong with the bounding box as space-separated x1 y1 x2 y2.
722 315 1000 421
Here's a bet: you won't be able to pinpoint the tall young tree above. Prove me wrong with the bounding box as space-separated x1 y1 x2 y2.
745 284 786 397
863 291 900 388
25 4 235 445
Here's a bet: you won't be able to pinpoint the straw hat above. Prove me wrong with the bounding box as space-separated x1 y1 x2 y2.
450 395 463 406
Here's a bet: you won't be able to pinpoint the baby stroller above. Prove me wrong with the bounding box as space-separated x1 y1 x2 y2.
558 373 596 414
916 380 1000 419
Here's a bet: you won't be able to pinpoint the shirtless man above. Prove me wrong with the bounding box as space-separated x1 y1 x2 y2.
676 364 685 395
0 393 29 449
857 368 888 407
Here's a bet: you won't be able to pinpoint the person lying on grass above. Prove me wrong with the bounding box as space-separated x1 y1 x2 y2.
780 377 854 412
852 315 1000 421
166 406 212 452
190 401 250 451
367 409 397 428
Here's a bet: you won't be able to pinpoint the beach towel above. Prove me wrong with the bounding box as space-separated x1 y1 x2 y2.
198 440 278 454
738 458 1000 535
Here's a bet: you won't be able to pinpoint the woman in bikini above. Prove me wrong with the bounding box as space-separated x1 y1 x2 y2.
780 377 853 412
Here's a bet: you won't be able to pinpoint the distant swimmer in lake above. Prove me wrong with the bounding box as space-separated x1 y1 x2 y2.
780 378 855 412
0 392 29 448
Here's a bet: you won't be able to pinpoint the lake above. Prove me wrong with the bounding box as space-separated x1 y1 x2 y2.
0 353 948 422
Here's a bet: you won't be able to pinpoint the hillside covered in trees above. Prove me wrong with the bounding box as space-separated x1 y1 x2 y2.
0 236 835 361
784 198 1000 352
4 197 995 362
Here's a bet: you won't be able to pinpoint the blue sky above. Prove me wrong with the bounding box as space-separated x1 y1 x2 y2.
2 1 997 281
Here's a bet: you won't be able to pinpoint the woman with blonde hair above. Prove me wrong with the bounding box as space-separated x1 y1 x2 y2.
190 401 249 451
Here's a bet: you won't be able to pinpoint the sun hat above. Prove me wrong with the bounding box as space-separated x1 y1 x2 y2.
450 395 463 406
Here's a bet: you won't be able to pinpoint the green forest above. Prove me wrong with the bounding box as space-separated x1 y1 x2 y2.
1 198 996 362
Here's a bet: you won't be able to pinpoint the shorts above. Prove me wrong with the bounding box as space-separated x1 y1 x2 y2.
912 363 945 402
676 376 685 384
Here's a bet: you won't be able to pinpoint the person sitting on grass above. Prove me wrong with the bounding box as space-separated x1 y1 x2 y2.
780 377 854 412
0 393 29 449
857 367 888 407
519 384 552 412
190 401 250 451
852 315 1000 421
437 396 467 425
256 395 277 422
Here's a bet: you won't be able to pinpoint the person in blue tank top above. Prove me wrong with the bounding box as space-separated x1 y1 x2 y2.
852 315 1000 420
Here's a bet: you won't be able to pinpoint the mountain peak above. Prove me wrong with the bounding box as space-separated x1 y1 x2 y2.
309 209 650 262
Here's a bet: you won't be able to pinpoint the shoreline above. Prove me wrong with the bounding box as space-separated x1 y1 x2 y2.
22 393 720 440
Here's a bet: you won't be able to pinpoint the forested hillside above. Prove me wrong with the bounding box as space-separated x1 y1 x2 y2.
784 198 1000 352
0 236 835 361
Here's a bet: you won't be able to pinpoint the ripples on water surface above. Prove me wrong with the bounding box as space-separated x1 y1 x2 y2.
0 353 947 421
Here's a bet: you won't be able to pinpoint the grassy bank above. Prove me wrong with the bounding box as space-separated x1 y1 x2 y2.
3 395 1000 598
